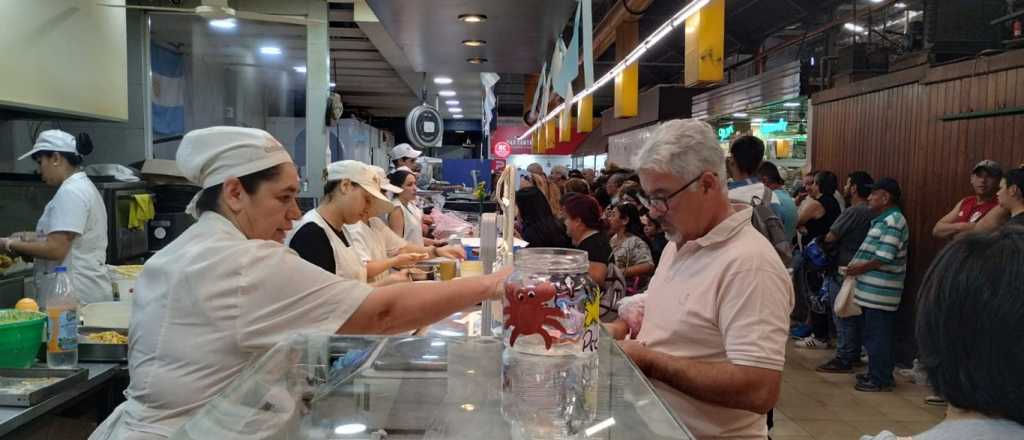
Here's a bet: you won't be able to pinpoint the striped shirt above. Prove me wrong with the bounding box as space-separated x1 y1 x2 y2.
851 207 909 312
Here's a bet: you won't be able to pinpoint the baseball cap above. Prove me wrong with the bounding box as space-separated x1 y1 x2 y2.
390 143 422 160
18 130 78 161
176 126 293 217
869 177 902 202
972 160 1003 178
325 160 399 217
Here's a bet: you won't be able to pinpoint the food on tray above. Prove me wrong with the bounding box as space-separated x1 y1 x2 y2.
0 309 41 325
84 331 128 344
0 255 14 270
111 265 144 278
14 298 39 313
0 377 61 395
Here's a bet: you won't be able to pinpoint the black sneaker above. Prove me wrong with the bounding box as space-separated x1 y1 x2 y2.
816 358 853 373
855 380 894 392
856 373 871 384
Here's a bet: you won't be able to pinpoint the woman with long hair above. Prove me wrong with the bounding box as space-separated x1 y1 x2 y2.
521 172 562 217
560 193 611 285
607 203 655 291
515 186 571 248
387 170 439 246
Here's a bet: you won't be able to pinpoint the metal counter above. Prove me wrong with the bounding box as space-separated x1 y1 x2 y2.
0 362 124 437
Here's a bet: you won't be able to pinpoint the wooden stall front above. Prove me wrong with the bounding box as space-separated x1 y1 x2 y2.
810 50 1024 361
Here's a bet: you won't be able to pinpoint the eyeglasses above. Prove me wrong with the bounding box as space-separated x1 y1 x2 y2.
640 172 707 212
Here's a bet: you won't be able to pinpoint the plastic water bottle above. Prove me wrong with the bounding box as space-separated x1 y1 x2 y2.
45 266 78 369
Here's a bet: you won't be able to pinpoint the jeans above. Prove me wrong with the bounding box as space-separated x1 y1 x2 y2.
854 307 897 386
825 273 862 364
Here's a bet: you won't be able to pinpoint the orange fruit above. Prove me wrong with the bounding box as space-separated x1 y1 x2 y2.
15 298 39 312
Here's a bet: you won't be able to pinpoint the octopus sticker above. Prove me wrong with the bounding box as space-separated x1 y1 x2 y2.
504 282 566 349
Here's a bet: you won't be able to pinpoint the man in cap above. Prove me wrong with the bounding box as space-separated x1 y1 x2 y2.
390 143 422 173
932 160 1007 240
844 177 910 392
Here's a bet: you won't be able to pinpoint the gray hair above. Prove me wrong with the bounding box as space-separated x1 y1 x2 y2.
550 165 569 179
527 163 544 175
636 119 727 190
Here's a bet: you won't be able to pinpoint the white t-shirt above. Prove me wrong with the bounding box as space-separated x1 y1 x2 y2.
637 206 793 440
34 172 112 304
345 218 407 283
90 212 373 440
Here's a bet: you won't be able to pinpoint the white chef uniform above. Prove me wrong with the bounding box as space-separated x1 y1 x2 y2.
345 217 408 283
393 199 425 246
33 171 112 303
89 127 374 440
286 208 367 282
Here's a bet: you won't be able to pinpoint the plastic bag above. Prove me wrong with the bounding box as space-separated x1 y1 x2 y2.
431 210 475 240
617 293 647 339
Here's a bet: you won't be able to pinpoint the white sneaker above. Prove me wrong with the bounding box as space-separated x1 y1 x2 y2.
793 337 830 349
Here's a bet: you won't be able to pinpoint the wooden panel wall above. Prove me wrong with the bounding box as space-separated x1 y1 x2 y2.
810 51 1024 360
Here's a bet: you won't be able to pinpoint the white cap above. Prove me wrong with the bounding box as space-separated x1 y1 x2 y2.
325 160 401 217
390 143 422 160
176 126 293 217
368 165 403 194
18 130 77 161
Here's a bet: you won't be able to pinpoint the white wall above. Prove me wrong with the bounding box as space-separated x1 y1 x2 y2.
0 0 128 120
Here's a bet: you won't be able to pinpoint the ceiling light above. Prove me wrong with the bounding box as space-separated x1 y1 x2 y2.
293 66 307 73
449 107 463 113
752 118 765 123
456 130 466 134
843 23 866 34
783 102 801 108
458 14 487 23
259 46 282 55
894 2 907 8
869 0 884 3
445 100 460 106
439 90 456 97
462 39 487 47
334 424 367 435
466 57 488 64
732 113 748 118
519 0 709 140
330 82 336 88
433 76 453 85
453 114 464 119
209 19 236 29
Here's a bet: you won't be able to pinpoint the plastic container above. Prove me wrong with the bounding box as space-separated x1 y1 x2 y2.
501 248 601 439
0 309 47 368
44 266 78 369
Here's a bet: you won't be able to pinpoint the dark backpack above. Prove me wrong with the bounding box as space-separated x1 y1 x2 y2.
746 185 794 267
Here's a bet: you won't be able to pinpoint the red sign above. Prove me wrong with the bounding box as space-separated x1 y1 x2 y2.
493 141 511 158
490 123 587 157
491 159 507 172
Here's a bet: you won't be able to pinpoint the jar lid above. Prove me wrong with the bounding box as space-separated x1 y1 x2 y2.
514 248 589 273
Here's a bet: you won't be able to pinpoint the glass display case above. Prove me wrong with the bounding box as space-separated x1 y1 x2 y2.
170 329 693 440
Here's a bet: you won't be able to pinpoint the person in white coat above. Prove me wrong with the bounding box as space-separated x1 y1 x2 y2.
89 127 508 440
286 160 421 285
0 130 111 304
345 166 466 283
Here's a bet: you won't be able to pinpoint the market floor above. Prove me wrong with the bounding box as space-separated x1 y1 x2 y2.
772 345 947 440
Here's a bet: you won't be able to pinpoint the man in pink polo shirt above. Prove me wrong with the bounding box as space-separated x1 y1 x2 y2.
607 119 793 439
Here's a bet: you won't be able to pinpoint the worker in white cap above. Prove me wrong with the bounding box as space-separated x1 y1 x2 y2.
286 160 423 285
90 127 509 440
390 142 421 172
345 166 467 283
1 130 112 303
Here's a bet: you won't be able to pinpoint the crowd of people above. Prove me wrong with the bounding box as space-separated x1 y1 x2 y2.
515 119 1024 439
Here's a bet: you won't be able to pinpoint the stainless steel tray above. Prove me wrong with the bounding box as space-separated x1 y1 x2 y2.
78 327 128 363
0 368 88 407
